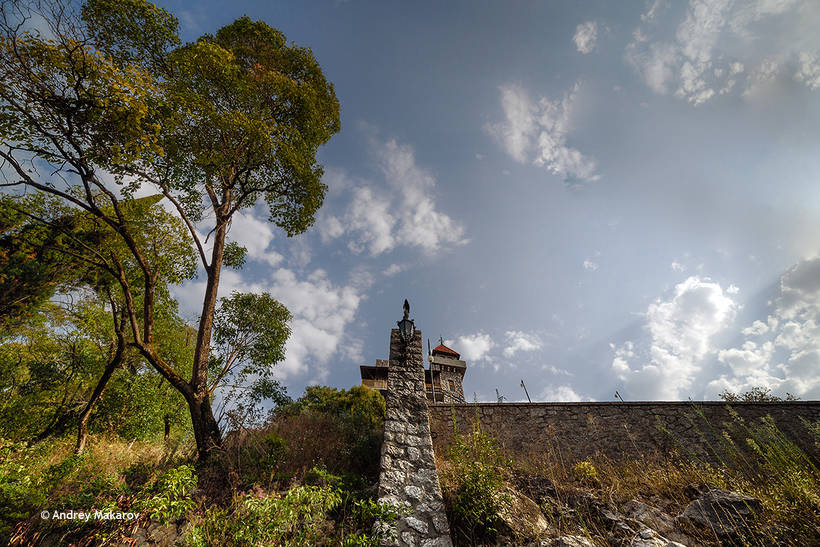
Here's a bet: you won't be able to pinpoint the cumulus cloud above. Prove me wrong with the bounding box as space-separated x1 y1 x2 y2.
486 83 599 182
708 256 820 399
573 21 598 54
540 385 587 402
611 276 739 399
583 259 599 271
503 330 543 358
228 211 283 266
625 0 820 105
267 268 362 380
447 332 495 363
172 267 363 382
318 135 467 255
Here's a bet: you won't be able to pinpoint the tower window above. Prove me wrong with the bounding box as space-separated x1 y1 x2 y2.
448 380 455 391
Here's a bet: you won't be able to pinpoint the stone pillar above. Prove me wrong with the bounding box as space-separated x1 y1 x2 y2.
377 329 452 547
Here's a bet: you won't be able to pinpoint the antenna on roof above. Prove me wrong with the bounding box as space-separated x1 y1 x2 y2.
428 338 431 356
495 388 506 403
439 335 444 346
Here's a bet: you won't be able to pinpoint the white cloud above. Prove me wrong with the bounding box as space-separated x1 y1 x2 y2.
486 83 599 182
671 261 685 272
447 332 495 363
742 318 774 336
383 263 405 277
228 211 283 266
583 259 599 271
625 0 820 105
795 51 820 89
503 330 542 358
573 21 598 54
540 385 587 402
705 256 820 399
172 267 362 381
611 276 739 399
318 135 467 256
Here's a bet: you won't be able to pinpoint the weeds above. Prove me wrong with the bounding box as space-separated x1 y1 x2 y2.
439 416 512 544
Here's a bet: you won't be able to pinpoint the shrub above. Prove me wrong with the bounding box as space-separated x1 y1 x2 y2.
184 484 338 546
268 386 385 480
136 464 198 524
572 461 599 486
440 422 511 543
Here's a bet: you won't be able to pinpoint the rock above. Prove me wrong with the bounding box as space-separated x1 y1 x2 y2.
541 535 596 547
622 500 676 534
679 487 762 538
629 527 688 547
599 506 634 535
496 486 553 540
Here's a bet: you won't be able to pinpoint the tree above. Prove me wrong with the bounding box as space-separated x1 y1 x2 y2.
0 0 339 459
0 194 197 452
210 291 292 431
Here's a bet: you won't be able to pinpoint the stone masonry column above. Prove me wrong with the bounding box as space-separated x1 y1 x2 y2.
377 328 452 547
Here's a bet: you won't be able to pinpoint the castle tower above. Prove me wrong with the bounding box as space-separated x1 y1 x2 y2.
428 342 466 403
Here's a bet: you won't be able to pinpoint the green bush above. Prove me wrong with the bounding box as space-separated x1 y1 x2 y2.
184 485 339 546
0 439 48 539
271 386 385 479
185 465 400 546
441 422 511 543
137 464 198 524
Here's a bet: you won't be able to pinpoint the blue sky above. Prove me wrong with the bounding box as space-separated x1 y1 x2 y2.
162 0 820 402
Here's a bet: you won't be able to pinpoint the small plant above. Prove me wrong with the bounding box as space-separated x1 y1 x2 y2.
137 464 198 524
572 460 599 486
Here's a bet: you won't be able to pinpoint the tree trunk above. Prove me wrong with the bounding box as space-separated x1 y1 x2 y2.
187 393 223 460
187 215 228 460
75 354 120 454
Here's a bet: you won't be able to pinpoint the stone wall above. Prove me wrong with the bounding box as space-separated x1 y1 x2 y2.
428 401 820 465
377 329 452 546
438 369 465 404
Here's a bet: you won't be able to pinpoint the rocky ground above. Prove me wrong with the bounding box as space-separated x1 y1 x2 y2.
488 475 788 547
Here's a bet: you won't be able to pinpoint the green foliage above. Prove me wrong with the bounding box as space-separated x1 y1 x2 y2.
184 485 339 546
137 464 198 524
82 0 181 70
0 435 187 544
213 291 291 372
441 422 512 542
234 432 289 486
162 15 340 236
1 0 339 459
276 386 386 477
0 439 48 538
184 465 398 547
212 291 292 430
222 241 247 269
0 196 88 333
0 287 193 443
290 385 386 430
718 386 799 402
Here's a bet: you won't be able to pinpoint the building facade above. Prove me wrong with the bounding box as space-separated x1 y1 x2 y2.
360 342 467 403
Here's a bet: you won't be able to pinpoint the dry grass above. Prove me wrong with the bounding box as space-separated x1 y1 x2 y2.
436 412 820 546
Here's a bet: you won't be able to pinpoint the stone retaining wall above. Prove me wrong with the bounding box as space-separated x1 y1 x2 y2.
428 401 820 465
377 329 452 547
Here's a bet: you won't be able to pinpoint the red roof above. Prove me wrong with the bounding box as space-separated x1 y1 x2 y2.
432 344 460 359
